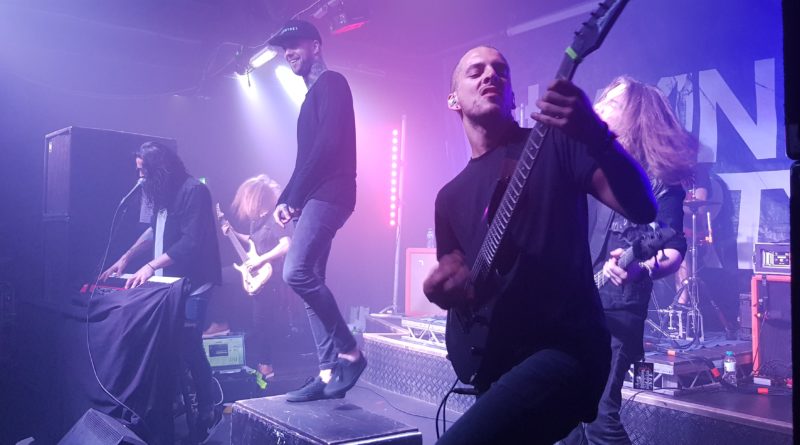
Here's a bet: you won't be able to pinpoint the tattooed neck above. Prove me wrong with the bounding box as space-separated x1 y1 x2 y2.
304 59 327 89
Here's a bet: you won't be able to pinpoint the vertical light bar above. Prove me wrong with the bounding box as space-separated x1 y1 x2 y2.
390 115 407 314
389 128 400 226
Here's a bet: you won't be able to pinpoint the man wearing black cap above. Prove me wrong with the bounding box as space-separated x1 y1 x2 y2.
269 19 365 402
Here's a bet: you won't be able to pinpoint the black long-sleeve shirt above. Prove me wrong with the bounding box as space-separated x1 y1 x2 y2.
278 70 357 211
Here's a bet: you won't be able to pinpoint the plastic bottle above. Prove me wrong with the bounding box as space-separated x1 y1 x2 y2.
426 228 436 249
722 351 737 387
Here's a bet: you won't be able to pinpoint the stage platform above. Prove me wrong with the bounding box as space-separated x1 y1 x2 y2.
361 316 793 445
150 316 790 444
231 395 422 445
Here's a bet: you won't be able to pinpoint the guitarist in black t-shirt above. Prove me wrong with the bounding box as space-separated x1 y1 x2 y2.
205 175 292 379
423 45 656 444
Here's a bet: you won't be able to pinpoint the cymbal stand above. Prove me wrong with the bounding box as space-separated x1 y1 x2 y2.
676 202 705 342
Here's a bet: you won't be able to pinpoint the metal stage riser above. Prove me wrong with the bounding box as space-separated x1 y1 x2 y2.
620 389 792 445
362 333 792 445
362 333 474 414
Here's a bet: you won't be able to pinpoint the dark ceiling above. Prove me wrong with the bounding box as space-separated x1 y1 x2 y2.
0 0 589 95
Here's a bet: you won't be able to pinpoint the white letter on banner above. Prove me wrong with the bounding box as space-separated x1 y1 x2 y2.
698 58 777 163
716 170 789 269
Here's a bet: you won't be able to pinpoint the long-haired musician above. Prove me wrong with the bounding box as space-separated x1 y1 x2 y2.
206 174 292 380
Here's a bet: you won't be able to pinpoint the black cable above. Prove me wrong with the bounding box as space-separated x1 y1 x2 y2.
86 196 151 436
350 384 456 424
749 314 767 377
619 389 648 417
435 378 459 440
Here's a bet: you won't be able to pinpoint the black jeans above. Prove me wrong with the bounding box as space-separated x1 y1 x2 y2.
182 289 215 413
562 309 644 445
437 346 610 445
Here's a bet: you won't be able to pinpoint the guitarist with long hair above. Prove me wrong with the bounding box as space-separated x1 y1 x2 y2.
564 77 694 445
423 46 656 444
206 174 292 380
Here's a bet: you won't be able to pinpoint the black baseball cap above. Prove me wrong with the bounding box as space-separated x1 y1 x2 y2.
268 20 322 48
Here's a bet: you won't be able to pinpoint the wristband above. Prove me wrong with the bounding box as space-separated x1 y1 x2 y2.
638 262 653 279
146 263 156 272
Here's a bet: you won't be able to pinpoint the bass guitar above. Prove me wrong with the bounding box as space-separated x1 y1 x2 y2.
446 0 630 388
216 203 272 296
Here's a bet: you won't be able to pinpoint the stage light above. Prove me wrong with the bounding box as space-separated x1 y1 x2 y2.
275 65 308 106
250 46 278 69
236 72 259 101
312 0 369 36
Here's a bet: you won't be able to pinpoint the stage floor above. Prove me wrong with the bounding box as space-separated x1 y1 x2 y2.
197 372 791 445
194 328 792 445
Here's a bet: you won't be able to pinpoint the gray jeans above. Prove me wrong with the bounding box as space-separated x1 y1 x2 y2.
283 199 356 370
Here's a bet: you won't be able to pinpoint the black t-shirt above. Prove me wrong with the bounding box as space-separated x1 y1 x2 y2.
435 125 608 364
249 214 291 279
278 70 357 211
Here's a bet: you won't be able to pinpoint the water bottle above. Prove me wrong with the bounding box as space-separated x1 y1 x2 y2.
722 351 737 387
426 228 436 249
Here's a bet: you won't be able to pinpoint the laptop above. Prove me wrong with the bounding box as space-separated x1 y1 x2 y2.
202 333 246 372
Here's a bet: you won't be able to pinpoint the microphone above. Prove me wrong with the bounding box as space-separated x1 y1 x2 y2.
119 178 145 205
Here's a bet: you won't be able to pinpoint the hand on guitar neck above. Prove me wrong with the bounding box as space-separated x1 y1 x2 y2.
423 250 475 310
601 248 647 286
532 79 609 147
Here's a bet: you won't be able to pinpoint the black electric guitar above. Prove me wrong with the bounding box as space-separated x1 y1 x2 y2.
445 0 630 387
216 204 272 296
594 227 677 289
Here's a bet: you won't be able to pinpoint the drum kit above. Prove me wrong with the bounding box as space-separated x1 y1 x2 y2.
651 197 720 344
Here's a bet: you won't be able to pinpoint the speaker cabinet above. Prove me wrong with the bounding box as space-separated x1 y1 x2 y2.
404 248 445 317
750 274 792 379
42 127 177 299
58 409 146 445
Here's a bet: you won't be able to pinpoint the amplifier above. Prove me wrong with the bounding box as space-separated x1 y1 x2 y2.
405 248 445 317
753 242 790 275
43 127 177 299
750 274 792 380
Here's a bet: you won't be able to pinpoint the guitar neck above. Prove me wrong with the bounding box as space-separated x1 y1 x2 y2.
594 246 636 289
226 225 249 262
471 53 579 283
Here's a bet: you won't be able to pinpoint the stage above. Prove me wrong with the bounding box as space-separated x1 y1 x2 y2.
356 315 793 445
186 315 794 444
192 318 792 444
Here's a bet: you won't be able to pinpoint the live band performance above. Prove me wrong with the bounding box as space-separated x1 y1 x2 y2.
0 1 798 444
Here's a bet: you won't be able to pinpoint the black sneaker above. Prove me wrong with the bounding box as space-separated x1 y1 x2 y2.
195 406 223 444
286 376 344 403
323 354 367 398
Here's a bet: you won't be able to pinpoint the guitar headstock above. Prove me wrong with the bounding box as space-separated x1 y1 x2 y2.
566 0 629 64
215 203 226 222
